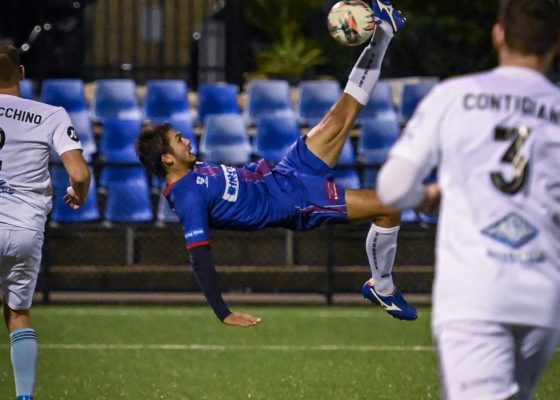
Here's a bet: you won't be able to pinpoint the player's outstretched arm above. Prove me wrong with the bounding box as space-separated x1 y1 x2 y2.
60 149 90 209
189 245 261 327
223 312 261 327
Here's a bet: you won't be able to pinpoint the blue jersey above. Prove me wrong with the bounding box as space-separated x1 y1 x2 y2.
164 138 349 249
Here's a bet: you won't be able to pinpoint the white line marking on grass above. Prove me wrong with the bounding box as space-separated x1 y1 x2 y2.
36 309 391 319
39 343 435 352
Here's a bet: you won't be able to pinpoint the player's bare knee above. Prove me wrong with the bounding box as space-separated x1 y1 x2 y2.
374 212 401 228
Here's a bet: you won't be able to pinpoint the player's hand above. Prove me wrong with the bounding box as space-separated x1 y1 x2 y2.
64 186 85 209
419 183 441 216
223 312 261 327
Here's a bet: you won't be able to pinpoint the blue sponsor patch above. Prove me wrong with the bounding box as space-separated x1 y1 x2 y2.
481 212 538 249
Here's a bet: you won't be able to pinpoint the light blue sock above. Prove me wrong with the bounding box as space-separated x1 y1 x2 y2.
10 328 38 399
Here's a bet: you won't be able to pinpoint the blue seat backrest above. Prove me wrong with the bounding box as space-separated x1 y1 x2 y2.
358 112 400 163
50 165 100 223
99 118 143 163
297 80 341 125
254 112 300 163
400 80 437 122
41 79 88 112
198 83 240 123
245 80 291 123
94 79 140 119
19 79 35 100
200 114 251 164
358 81 393 122
144 79 189 119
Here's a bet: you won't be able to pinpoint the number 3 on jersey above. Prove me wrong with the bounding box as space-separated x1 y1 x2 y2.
0 127 5 171
490 125 533 195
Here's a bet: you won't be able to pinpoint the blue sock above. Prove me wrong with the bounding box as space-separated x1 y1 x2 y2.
10 328 38 399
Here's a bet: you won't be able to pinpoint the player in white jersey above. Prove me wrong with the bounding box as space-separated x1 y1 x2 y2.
0 44 91 400
376 0 560 399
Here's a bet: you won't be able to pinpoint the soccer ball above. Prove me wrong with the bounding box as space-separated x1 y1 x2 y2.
327 0 376 46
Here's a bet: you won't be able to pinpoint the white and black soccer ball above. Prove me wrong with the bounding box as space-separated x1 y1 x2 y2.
327 0 376 46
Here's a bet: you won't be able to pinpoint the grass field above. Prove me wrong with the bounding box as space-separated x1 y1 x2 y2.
0 305 558 399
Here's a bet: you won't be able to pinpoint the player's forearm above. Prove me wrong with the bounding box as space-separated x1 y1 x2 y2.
69 171 91 201
188 245 232 321
377 156 427 209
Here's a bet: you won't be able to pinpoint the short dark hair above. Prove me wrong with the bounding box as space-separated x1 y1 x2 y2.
499 0 560 55
135 123 173 177
0 43 20 83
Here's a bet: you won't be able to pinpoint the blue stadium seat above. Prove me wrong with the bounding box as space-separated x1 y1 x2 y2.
50 165 100 223
200 114 251 164
334 139 361 189
357 81 394 123
103 166 153 223
244 80 292 124
40 79 88 112
198 83 240 124
150 116 198 155
93 79 141 120
400 80 437 123
19 79 35 100
99 117 142 163
69 110 97 162
254 112 300 163
144 79 190 120
358 113 400 189
297 80 341 126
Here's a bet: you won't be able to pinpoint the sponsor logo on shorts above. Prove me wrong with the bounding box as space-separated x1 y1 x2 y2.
185 229 205 239
326 181 339 202
221 165 239 202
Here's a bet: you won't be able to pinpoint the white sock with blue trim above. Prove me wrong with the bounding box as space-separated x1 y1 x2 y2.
10 328 38 398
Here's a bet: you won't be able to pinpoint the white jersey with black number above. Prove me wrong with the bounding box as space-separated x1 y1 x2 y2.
0 94 82 231
390 66 560 329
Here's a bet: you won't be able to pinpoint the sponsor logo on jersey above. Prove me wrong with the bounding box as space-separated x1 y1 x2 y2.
185 228 205 239
196 176 209 187
487 248 546 263
67 126 79 142
481 212 538 249
221 165 239 202
0 107 42 124
0 179 15 195
326 181 339 201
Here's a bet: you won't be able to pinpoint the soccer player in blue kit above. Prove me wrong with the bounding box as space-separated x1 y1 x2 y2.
136 0 415 327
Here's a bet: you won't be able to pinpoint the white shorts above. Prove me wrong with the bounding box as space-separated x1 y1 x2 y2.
0 229 44 310
434 320 560 400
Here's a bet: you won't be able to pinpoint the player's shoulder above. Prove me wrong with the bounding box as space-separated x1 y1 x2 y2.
435 71 492 93
1 95 68 120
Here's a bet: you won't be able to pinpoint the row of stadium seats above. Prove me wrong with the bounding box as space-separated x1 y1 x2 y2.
21 77 437 127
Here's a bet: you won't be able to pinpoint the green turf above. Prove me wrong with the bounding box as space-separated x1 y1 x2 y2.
0 305 558 399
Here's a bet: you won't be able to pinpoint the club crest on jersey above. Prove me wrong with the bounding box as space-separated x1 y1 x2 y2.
221 165 239 202
481 212 538 249
67 126 79 142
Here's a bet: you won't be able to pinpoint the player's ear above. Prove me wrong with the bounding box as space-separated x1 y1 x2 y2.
19 65 25 81
161 153 174 167
492 23 505 51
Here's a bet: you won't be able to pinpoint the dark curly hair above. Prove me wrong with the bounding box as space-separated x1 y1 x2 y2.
135 123 173 178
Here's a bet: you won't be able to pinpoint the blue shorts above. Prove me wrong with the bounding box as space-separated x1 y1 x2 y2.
272 137 348 230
